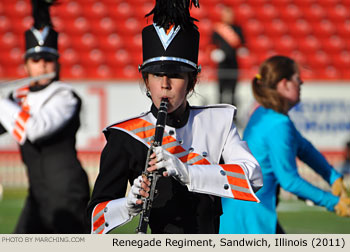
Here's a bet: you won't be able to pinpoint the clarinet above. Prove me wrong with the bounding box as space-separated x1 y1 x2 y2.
137 98 169 234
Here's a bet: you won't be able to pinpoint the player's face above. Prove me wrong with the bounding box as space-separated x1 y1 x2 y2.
221 7 234 24
25 56 56 86
283 72 303 108
146 72 189 113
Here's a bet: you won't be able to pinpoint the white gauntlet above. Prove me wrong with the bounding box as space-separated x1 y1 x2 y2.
154 146 190 185
126 176 143 216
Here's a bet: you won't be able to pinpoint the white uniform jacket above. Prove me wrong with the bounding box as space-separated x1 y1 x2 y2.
0 81 79 144
89 103 263 234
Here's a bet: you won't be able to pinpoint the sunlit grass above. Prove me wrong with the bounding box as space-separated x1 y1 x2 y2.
1 188 349 234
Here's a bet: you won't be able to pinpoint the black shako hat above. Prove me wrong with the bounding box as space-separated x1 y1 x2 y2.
139 0 201 73
25 0 59 60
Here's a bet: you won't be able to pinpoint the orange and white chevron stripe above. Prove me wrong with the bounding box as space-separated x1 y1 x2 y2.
92 201 110 234
112 117 258 202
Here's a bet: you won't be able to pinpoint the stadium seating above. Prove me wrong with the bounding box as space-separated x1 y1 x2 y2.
0 0 349 80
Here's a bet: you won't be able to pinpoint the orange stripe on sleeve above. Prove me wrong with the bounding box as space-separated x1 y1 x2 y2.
232 190 258 202
92 201 110 233
15 86 29 99
227 176 249 189
220 164 245 174
179 153 203 163
93 216 106 233
22 104 30 113
15 121 24 132
192 159 211 165
17 110 30 126
93 201 109 218
12 129 23 143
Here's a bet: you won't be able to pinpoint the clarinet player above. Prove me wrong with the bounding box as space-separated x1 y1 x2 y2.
88 0 263 234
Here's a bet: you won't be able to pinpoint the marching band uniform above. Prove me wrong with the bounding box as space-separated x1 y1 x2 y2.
0 82 90 233
211 6 245 106
0 0 89 233
88 0 262 234
88 103 262 234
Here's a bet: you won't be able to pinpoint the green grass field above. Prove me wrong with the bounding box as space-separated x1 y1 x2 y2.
1 188 349 234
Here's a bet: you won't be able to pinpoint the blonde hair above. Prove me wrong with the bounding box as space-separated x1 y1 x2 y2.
252 55 297 114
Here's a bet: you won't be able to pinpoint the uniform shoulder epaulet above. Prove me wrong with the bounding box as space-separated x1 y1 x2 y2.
191 103 237 116
191 103 236 110
47 81 73 92
104 111 151 132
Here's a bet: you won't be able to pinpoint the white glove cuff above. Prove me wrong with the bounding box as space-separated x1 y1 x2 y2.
187 164 233 198
0 98 21 133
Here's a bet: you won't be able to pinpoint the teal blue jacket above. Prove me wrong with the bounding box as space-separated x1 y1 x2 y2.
220 106 341 234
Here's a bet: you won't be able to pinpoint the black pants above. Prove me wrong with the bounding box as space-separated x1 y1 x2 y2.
218 67 238 106
14 193 89 234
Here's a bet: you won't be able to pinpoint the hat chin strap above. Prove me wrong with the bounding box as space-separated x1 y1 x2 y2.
139 56 200 72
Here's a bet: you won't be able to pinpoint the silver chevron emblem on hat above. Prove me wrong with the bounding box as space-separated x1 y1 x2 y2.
153 23 181 50
31 26 50 46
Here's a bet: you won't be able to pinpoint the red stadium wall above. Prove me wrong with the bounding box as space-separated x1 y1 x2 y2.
0 0 349 81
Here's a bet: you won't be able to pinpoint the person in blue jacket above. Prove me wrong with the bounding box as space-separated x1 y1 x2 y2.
220 55 350 234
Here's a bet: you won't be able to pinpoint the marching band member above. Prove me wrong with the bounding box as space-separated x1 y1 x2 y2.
0 0 89 233
88 0 262 234
211 5 245 106
220 55 350 234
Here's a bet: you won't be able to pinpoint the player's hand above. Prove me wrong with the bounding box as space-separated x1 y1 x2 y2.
125 175 150 216
148 146 190 185
332 177 348 197
334 197 350 217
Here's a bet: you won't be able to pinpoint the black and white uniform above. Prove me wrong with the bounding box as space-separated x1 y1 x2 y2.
88 103 262 234
0 81 90 234
212 24 245 106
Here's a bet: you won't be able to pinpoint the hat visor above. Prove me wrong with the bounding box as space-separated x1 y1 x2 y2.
25 52 59 61
140 61 196 73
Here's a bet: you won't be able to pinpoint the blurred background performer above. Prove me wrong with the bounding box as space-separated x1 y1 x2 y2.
88 0 262 234
338 141 350 178
0 0 90 233
211 5 245 106
219 55 350 234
